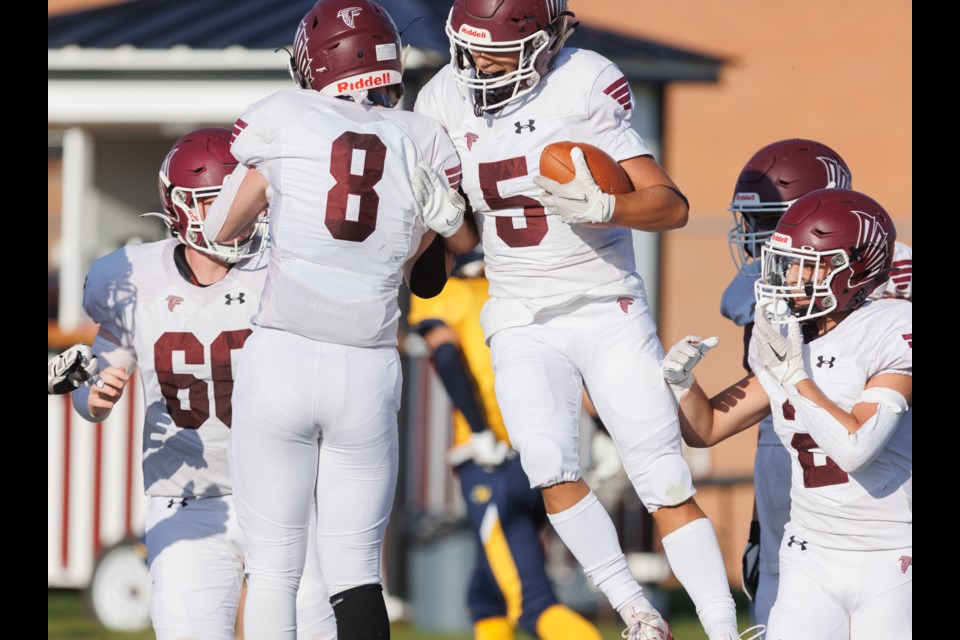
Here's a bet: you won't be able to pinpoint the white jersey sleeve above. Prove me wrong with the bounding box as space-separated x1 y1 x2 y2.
587 61 649 161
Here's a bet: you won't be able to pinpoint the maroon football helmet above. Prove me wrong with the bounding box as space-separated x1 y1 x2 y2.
729 139 851 274
152 128 267 264
290 0 404 107
446 0 576 115
755 188 896 323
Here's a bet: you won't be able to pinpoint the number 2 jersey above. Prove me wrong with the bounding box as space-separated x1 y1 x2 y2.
748 299 912 550
83 240 268 498
414 49 652 315
229 89 461 348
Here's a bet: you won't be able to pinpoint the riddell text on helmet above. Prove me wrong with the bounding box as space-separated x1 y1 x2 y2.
336 72 394 93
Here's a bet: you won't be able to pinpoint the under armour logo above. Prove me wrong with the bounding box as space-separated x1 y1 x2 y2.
787 535 807 550
167 498 189 509
465 132 479 150
514 119 535 133
815 356 836 368
225 293 246 305
337 7 362 28
167 295 184 312
899 555 912 574
618 297 633 313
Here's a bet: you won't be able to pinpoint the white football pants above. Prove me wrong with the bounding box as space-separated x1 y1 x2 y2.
229 327 400 639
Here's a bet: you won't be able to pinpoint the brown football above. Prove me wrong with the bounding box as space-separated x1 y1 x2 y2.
539 141 632 195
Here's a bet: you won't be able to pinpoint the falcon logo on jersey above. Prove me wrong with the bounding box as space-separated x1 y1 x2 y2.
514 120 536 133
225 293 246 305
787 535 807 550
337 7 363 28
815 356 836 368
167 295 184 312
899 555 912 574
902 333 912 348
618 297 633 313
465 132 479 150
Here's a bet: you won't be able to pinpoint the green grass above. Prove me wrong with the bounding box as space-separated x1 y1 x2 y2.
49 588 755 639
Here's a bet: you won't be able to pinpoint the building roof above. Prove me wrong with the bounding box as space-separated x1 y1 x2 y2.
49 0 722 82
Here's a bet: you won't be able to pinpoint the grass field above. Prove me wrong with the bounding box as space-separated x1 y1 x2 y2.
49 588 756 639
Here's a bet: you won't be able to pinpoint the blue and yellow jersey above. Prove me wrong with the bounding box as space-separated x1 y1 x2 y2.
409 276 509 447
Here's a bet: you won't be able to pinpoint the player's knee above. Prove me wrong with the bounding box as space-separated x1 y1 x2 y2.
516 434 577 488
638 453 694 511
330 584 389 639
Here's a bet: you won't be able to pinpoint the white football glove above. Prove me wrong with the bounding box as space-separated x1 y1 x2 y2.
532 147 615 225
659 335 720 402
753 300 808 387
412 162 465 238
48 344 102 395
470 429 511 469
586 430 624 484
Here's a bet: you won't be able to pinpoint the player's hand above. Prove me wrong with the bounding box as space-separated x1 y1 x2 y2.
48 344 101 395
470 429 510 469
753 300 808 387
533 147 615 225
87 366 131 418
412 162 465 238
659 335 719 402
741 520 761 602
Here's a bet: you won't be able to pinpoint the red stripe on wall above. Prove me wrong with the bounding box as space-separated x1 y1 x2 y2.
61 395 72 569
125 393 137 537
93 423 103 557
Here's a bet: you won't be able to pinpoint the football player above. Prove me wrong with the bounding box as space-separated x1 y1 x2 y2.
663 188 911 639
200 1 474 637
409 249 602 640
414 2 744 639
721 139 912 628
57 128 336 639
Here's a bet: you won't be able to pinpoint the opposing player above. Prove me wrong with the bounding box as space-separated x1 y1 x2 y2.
663 188 911 639
200 1 473 637
61 128 336 639
409 250 602 640
722 139 911 626
415 2 744 638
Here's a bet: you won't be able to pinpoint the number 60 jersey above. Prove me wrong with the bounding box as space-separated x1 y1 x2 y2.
82 240 268 498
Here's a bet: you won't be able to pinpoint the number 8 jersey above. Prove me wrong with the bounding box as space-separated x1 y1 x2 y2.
230 89 462 348
83 240 268 498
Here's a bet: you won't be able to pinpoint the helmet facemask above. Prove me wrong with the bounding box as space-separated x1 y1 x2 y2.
155 172 268 265
755 245 849 324
446 8 574 116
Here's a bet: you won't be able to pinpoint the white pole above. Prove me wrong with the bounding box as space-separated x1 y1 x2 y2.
59 127 94 333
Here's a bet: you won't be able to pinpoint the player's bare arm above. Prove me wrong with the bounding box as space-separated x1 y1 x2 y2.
611 155 689 231
84 327 131 421
796 372 912 435
678 374 772 448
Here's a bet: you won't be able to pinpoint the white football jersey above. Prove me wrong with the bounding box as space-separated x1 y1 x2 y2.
230 89 460 347
749 299 912 550
415 49 651 303
83 240 268 497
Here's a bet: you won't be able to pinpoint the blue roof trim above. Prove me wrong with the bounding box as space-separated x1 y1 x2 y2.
49 0 722 69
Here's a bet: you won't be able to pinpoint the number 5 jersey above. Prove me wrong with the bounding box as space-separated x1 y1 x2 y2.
82 240 268 498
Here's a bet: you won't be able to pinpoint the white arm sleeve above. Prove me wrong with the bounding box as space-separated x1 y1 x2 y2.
201 162 249 245
71 334 138 423
788 386 909 473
